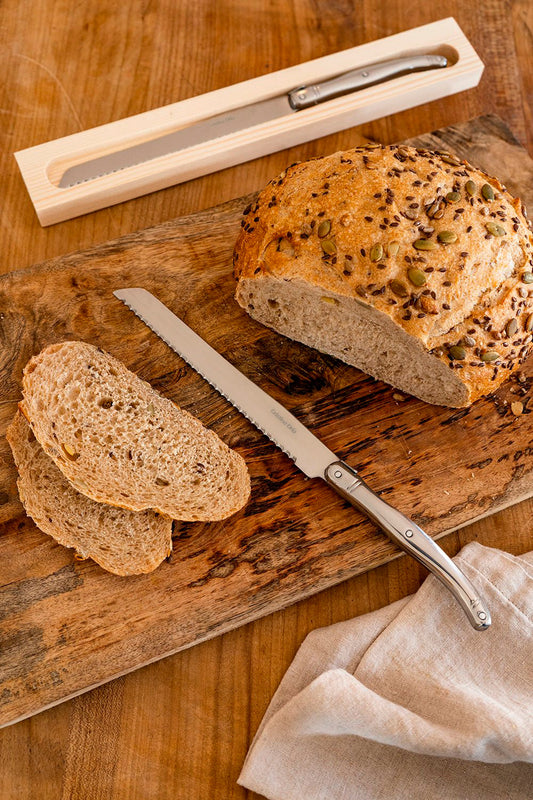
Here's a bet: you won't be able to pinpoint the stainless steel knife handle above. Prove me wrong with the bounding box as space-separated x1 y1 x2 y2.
324 461 491 631
288 54 448 110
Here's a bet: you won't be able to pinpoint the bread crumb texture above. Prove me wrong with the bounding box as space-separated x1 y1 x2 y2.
234 145 533 406
7 411 172 575
20 341 250 520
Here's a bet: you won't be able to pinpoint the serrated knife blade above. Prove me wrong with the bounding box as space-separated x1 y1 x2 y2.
114 287 491 631
59 96 291 188
113 287 336 478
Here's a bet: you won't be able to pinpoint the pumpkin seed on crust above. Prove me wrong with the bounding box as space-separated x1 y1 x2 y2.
506 318 519 337
449 345 466 360
413 239 437 251
317 219 332 238
485 222 506 237
370 243 384 262
481 183 495 201
321 239 336 255
437 230 458 244
407 268 427 286
389 279 409 297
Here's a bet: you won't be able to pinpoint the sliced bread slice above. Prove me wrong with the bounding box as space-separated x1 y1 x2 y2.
20 341 250 520
7 411 173 575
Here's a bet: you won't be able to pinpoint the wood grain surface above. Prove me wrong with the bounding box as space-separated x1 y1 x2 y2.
2 112 533 727
1 1 533 799
1 113 532 729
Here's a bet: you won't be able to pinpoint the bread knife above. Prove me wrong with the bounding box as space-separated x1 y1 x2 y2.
114 287 490 631
60 54 447 188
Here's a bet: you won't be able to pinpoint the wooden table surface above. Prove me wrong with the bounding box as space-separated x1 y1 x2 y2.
1 2 532 798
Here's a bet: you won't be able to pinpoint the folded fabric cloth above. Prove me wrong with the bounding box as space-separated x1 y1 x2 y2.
239 543 533 800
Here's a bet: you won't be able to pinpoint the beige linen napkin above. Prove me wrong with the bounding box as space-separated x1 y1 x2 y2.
239 543 533 800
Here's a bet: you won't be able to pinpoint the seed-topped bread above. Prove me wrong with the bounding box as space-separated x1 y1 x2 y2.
7 411 172 575
234 144 533 407
20 341 250 520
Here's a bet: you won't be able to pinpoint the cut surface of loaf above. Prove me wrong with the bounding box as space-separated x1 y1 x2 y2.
21 341 250 520
234 145 533 407
7 411 172 575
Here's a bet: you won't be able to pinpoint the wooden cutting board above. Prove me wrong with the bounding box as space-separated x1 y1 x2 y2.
1 114 533 728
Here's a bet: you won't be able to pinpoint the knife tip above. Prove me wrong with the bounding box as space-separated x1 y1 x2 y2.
114 287 139 299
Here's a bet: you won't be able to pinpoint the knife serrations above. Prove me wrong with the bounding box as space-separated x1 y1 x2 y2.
116 292 296 462
113 288 337 479
59 96 291 188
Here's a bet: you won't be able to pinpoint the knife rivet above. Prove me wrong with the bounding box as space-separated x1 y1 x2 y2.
405 529 414 538
477 611 487 621
334 469 343 478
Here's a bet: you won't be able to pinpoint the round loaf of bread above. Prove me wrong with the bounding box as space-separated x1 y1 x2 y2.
234 145 533 407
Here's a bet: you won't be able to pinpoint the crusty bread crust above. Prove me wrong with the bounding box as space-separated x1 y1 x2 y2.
7 411 172 575
234 145 533 406
21 341 250 520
